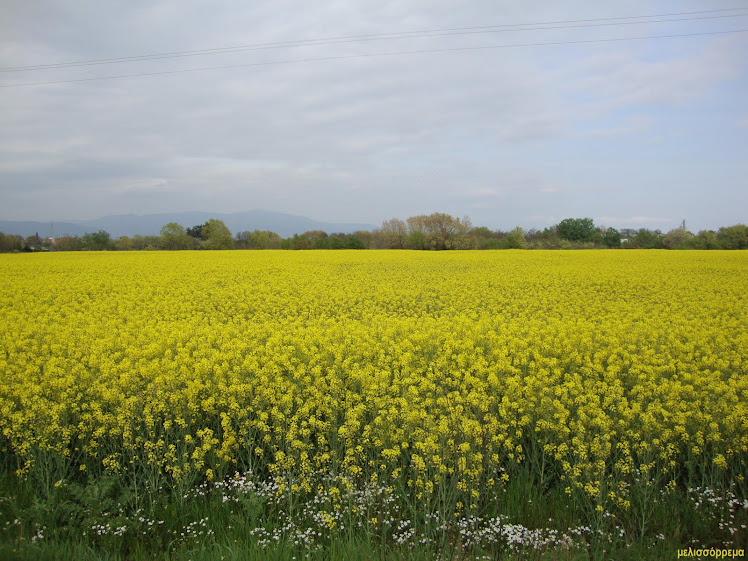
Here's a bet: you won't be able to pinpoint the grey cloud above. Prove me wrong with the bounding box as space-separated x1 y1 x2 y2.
556 34 746 116
1 1 746 230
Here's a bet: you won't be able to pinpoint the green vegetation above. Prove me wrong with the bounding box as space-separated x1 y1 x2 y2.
3 466 743 560
1 215 746 252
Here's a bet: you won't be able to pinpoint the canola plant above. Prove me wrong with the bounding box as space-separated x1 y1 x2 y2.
0 250 746 526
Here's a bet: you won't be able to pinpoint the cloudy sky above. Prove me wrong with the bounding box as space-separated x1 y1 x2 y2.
1 1 746 232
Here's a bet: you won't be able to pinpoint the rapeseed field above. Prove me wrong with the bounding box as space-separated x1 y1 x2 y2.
1 250 746 559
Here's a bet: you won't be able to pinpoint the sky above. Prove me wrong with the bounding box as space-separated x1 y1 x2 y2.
1 1 746 233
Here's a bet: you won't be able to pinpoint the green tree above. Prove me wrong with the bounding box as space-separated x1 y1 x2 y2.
0 232 23 252
663 228 693 249
471 226 493 238
236 230 282 249
129 235 149 250
627 228 664 249
452 216 475 250
557 218 597 242
82 230 113 251
328 236 345 249
602 227 622 248
403 213 473 250
289 233 310 250
53 236 84 251
115 236 134 251
186 224 207 241
345 236 367 249
304 230 329 249
203 219 234 250
257 230 282 249
376 218 408 249
405 216 428 250
235 230 251 249
716 224 748 249
143 236 162 250
23 234 44 252
405 230 426 250
684 230 719 249
159 222 192 250
470 226 492 249
423 212 458 249
352 230 372 248
526 227 562 249
501 227 527 249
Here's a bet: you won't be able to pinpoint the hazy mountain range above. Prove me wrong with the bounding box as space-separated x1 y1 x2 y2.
0 210 376 239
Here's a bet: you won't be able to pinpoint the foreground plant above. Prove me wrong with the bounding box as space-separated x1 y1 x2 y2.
1 250 746 559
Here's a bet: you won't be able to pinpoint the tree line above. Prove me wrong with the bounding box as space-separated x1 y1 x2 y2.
1 214 747 252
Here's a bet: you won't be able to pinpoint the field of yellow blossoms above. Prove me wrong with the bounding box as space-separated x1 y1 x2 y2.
1 250 747 559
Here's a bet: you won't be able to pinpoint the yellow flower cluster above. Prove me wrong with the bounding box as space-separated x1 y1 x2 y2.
1 250 746 512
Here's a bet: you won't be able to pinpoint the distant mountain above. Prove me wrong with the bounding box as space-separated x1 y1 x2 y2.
0 221 91 238
0 210 376 239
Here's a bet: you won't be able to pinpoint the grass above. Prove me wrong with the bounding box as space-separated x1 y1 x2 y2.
2 464 745 561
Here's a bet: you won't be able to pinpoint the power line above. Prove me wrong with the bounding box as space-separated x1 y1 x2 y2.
1 7 746 73
2 29 745 89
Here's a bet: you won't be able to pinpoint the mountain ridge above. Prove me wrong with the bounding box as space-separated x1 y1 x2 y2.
0 210 376 239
